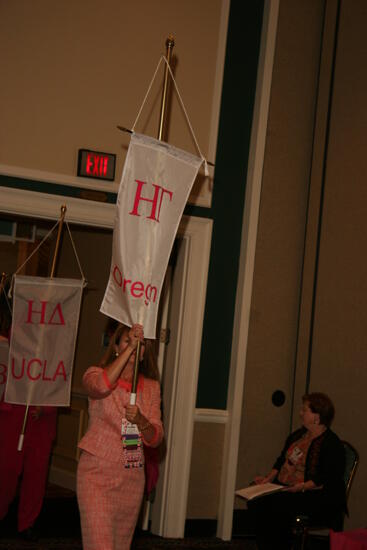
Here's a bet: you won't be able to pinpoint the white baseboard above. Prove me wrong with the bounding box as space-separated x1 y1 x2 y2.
194 408 228 424
48 466 77 492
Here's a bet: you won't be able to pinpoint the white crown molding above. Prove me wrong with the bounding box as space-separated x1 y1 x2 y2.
0 163 120 194
0 185 115 228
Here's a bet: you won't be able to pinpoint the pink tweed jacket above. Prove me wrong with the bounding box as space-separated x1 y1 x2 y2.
78 366 163 463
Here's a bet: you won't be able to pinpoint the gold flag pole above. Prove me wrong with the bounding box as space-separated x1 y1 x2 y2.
131 36 175 397
18 205 67 451
158 35 175 142
50 205 67 278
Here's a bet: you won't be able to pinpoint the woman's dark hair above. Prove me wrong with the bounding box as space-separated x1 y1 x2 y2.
100 323 159 381
302 392 335 427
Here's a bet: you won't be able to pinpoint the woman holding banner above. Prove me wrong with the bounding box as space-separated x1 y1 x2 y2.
77 322 163 550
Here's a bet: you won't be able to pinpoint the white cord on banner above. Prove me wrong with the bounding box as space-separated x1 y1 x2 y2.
131 55 209 177
163 57 209 175
132 56 165 133
8 220 59 297
65 221 87 286
8 218 87 297
0 275 12 316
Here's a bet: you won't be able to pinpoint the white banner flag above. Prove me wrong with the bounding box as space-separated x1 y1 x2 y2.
4 275 83 406
100 133 203 339
0 339 9 401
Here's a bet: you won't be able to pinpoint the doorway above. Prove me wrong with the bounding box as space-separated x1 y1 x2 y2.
0 192 212 537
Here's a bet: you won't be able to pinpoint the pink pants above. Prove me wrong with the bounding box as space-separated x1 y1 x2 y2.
0 404 56 531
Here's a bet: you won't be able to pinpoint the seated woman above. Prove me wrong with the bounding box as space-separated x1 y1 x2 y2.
248 392 346 549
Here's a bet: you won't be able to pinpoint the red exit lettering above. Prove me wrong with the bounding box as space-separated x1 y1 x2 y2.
78 149 116 181
86 153 108 177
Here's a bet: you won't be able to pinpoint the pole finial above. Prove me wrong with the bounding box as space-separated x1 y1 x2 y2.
166 35 175 48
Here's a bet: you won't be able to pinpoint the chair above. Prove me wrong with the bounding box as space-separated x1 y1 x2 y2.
293 440 359 550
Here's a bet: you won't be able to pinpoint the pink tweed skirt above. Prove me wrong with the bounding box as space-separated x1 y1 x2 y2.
77 451 145 550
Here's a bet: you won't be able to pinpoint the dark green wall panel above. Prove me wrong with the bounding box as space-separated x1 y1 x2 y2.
195 0 264 409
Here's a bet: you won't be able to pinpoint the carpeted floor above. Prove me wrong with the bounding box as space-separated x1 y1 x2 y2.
0 485 329 549
0 535 256 550
0 484 257 549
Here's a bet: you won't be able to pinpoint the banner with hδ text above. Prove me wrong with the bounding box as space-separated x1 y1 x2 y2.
100 132 203 339
4 275 83 406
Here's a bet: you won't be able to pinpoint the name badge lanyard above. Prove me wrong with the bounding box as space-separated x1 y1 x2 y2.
121 357 144 469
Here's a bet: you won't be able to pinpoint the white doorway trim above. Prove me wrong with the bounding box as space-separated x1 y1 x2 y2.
151 217 212 537
216 0 280 540
0 184 213 538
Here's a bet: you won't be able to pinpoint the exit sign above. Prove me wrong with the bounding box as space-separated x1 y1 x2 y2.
78 149 116 181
